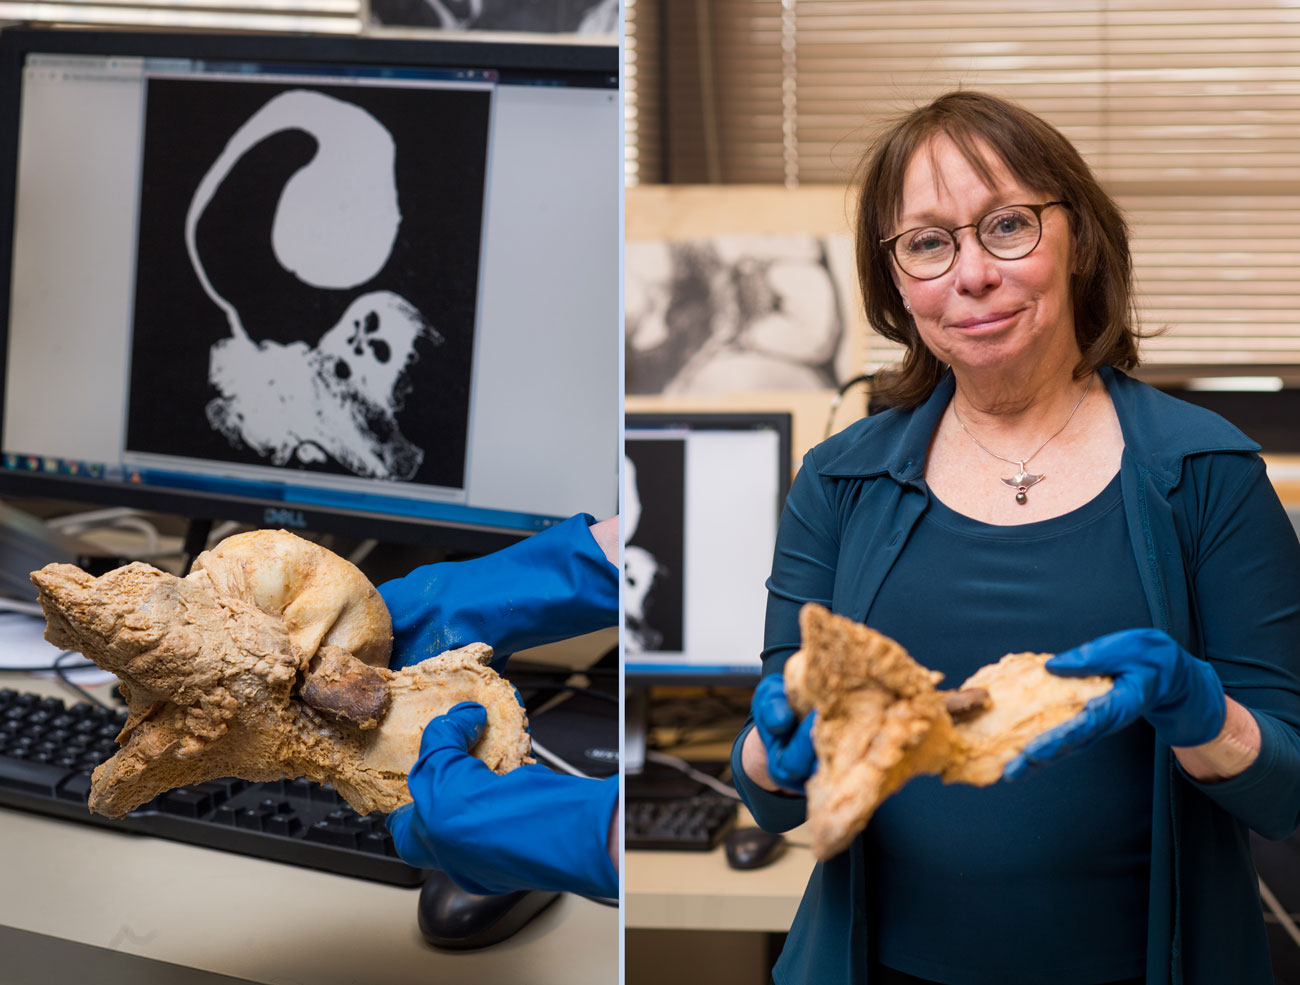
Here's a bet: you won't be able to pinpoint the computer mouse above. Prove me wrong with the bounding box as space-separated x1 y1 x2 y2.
416 869 561 950
724 826 787 870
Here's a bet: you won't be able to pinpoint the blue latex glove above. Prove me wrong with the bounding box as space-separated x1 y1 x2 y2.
752 672 818 793
377 513 618 671
387 702 618 899
1005 628 1227 780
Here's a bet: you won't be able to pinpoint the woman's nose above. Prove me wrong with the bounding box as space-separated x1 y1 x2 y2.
951 228 1000 295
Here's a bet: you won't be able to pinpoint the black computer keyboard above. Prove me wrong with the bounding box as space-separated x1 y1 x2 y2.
0 687 424 886
625 793 737 851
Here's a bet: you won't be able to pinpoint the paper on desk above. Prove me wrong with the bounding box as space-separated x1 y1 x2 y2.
0 609 116 683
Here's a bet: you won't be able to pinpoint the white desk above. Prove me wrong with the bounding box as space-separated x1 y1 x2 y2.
624 810 813 933
623 808 813 985
0 674 618 985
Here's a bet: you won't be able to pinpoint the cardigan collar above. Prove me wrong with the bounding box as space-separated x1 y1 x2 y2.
818 363 1258 486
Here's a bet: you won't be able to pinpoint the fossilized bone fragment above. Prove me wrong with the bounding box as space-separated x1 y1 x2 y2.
30 530 531 818
782 603 1112 860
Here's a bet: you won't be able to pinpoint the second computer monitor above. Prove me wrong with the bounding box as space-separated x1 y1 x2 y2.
623 411 792 683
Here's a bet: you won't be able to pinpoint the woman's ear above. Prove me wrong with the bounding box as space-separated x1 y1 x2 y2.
888 266 909 311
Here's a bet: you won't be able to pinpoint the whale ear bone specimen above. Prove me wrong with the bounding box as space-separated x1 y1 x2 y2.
782 604 1113 861
29 529 531 819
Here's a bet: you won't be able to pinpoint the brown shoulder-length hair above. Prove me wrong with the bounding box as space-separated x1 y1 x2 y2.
855 90 1143 409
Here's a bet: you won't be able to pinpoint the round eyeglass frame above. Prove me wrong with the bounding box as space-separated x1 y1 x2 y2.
880 201 1071 281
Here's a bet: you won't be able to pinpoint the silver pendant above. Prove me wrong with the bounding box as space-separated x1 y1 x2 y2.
1000 463 1044 505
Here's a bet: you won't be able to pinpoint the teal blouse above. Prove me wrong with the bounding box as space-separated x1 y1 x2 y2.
732 366 1300 985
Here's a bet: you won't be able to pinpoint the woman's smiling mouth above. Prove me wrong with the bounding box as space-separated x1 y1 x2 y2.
950 309 1023 331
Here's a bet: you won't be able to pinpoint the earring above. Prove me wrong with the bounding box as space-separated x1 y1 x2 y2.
903 300 911 311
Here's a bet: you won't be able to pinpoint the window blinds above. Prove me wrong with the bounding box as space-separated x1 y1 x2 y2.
627 0 1300 371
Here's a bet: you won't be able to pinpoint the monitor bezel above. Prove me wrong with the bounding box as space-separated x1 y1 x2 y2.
623 409 793 687
0 27 616 554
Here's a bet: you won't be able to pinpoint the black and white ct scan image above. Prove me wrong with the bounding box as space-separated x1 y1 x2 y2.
125 78 490 491
623 438 686 656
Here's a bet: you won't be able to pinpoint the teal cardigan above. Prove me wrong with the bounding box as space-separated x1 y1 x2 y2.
731 365 1300 985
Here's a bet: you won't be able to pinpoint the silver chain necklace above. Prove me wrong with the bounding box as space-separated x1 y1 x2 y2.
950 373 1094 505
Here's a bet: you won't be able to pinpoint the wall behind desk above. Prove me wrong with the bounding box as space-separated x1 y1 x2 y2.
625 184 881 477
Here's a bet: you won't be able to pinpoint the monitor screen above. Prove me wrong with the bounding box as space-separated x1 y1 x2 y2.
623 411 792 684
0 28 618 553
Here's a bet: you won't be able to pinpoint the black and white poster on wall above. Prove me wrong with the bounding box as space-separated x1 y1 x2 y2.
366 0 618 37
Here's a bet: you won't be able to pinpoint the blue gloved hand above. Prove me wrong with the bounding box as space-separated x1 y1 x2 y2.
1005 628 1227 780
751 673 818 793
377 513 618 671
387 702 618 899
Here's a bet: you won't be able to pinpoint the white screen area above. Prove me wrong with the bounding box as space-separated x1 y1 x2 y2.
623 424 784 676
2 53 618 530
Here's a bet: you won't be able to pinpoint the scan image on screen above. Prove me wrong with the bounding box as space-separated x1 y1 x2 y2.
624 438 685 655
0 30 618 549
623 413 791 682
125 78 489 491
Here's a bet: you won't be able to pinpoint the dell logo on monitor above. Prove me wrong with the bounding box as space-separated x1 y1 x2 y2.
264 507 308 529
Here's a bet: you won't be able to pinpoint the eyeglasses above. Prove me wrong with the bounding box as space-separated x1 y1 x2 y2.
880 201 1070 280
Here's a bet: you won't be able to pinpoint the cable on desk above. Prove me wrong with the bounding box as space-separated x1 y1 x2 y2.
644 750 740 800
0 597 43 617
530 737 591 778
45 507 164 558
54 650 118 710
1259 877 1300 954
520 682 618 704
346 538 379 566
0 660 97 672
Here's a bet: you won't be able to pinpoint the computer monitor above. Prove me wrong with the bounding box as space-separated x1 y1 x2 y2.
622 410 791 773
0 28 618 555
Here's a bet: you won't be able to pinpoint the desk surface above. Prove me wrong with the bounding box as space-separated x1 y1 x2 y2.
0 675 618 985
624 808 814 934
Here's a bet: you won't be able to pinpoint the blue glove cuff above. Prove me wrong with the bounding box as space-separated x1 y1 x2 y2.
751 673 817 793
380 513 618 670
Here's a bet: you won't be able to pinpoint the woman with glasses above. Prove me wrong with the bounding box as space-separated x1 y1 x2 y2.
732 90 1300 985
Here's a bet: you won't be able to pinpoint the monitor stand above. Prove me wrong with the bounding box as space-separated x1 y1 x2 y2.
181 517 213 571
624 685 648 775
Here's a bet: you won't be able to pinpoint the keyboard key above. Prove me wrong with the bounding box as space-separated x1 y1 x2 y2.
0 755 71 795
236 807 270 830
161 788 213 817
191 781 234 807
208 778 248 799
58 772 92 803
305 820 360 849
265 813 302 837
212 804 240 826
359 831 396 856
